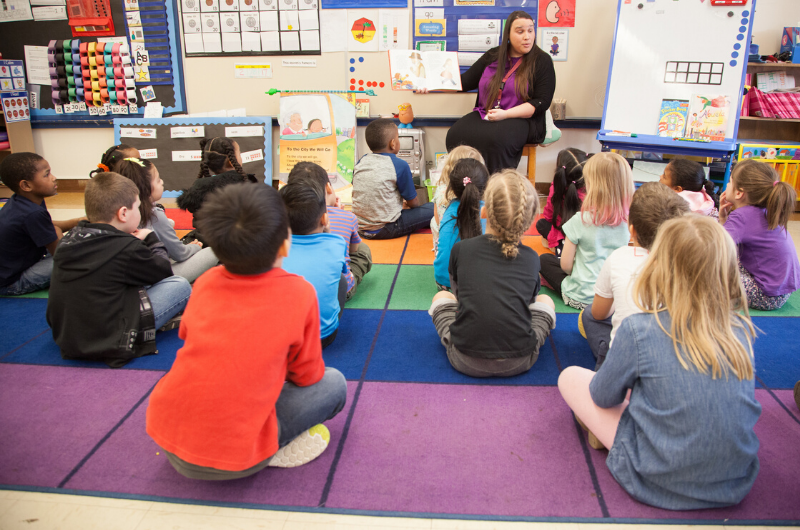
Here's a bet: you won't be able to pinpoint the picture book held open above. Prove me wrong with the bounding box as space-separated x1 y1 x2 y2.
389 50 461 91
685 94 731 142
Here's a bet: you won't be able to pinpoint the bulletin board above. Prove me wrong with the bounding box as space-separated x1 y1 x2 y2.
601 0 756 143
113 116 273 193
0 0 187 125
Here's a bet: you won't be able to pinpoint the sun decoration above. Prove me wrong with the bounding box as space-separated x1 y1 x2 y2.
351 17 376 43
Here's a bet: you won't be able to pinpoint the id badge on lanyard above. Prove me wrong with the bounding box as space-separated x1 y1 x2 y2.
493 58 522 110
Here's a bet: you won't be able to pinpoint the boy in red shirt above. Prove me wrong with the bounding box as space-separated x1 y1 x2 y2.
146 183 347 479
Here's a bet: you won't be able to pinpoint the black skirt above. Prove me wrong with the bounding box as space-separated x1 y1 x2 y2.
445 111 535 174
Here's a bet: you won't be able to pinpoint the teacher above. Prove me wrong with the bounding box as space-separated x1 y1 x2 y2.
445 10 556 174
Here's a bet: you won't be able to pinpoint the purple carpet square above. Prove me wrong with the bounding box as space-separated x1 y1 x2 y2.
324 382 604 518
589 389 800 521
64 382 357 507
770 389 800 424
0 365 163 488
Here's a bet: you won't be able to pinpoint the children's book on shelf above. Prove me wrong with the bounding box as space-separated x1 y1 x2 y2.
685 94 730 142
656 99 689 138
388 50 461 91
355 98 369 118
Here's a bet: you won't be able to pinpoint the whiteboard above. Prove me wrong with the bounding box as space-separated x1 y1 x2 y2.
602 0 756 140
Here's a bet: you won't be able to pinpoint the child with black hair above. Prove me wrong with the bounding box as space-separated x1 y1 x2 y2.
287 162 372 299
89 144 140 177
177 137 257 215
352 118 434 239
280 181 348 348
536 148 587 254
147 183 347 478
0 153 84 295
46 173 191 367
434 158 489 289
116 158 219 283
659 158 719 218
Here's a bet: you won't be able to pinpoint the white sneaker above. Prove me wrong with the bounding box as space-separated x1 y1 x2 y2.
268 424 330 468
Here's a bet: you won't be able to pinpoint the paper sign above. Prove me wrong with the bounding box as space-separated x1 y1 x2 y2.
225 125 263 137
240 149 264 164
120 127 157 138
414 0 443 5
139 149 158 159
282 59 316 67
171 126 205 138
1 92 31 123
172 151 203 162
143 102 163 118
234 63 272 78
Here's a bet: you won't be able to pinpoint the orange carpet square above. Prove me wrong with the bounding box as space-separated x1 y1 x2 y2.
522 235 555 256
402 234 435 265
366 238 406 265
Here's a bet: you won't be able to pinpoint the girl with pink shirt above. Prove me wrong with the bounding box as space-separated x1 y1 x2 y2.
536 148 587 255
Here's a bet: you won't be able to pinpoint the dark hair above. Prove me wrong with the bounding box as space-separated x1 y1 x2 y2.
287 161 329 194
629 182 690 250
0 152 45 193
483 11 538 113
90 144 139 177
279 181 327 236
85 172 139 224
666 159 719 207
197 183 288 275
731 159 796 231
197 137 251 181
447 158 490 241
365 118 397 152
115 158 157 227
308 119 322 129
550 148 587 229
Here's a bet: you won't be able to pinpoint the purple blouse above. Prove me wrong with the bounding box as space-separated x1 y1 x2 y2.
473 57 527 119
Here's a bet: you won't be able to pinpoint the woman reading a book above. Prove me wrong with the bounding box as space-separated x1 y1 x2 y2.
421 11 556 174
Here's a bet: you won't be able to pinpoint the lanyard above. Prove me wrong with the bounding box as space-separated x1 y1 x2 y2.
494 58 522 109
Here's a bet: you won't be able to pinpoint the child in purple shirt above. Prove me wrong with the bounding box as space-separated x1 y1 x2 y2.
720 160 800 310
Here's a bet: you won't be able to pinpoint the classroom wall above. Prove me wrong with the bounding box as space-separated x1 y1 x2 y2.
33 0 793 182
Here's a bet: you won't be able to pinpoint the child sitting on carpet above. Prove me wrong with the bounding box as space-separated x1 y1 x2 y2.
352 119 434 239
429 170 555 378
536 148 588 256
430 146 485 251
280 181 347 348
0 153 84 296
539 152 634 310
287 162 372 300
719 159 800 310
659 158 719 218
146 183 347 478
580 182 689 370
116 158 218 283
558 215 761 510
177 137 257 244
89 144 141 177
46 173 191 367
433 158 489 290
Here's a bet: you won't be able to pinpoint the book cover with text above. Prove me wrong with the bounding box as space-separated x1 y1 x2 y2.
656 99 689 138
685 95 730 141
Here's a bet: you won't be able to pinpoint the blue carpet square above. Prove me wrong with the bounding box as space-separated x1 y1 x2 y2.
0 299 50 358
1 328 182 371
365 310 562 385
751 317 800 389
548 313 597 371
323 308 381 380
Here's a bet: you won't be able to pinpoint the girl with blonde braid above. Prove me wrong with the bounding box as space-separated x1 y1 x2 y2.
429 169 555 377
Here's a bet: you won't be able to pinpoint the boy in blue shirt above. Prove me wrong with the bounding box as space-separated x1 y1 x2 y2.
280 182 347 348
0 153 83 295
352 118 433 239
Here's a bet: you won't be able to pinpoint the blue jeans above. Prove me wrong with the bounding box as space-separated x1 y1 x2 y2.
581 302 613 370
0 256 53 296
362 202 434 240
145 275 192 329
276 367 348 447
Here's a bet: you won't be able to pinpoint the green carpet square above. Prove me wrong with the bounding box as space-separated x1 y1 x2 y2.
345 264 396 309
540 286 580 314
749 289 800 317
388 265 439 310
0 288 49 299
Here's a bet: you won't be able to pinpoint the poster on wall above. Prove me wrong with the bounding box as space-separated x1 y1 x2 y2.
538 0 575 28
279 93 357 190
347 9 379 52
540 28 568 61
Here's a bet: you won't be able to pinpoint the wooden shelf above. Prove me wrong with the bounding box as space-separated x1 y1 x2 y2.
747 62 800 72
740 116 800 123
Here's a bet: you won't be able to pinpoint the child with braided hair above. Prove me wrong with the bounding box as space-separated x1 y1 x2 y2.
177 137 257 215
116 158 219 283
89 144 140 177
429 169 555 378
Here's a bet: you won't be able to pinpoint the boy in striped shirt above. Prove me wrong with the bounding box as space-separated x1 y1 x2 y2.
287 162 372 299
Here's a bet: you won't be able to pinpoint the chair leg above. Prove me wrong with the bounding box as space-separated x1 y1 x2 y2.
527 145 537 184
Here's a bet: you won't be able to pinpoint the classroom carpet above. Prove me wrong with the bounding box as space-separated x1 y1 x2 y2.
1 231 799 525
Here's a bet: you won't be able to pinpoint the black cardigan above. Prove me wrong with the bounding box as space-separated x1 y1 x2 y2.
460 46 556 144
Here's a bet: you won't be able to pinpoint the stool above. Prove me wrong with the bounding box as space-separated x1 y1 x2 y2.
523 109 562 184
523 144 538 184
